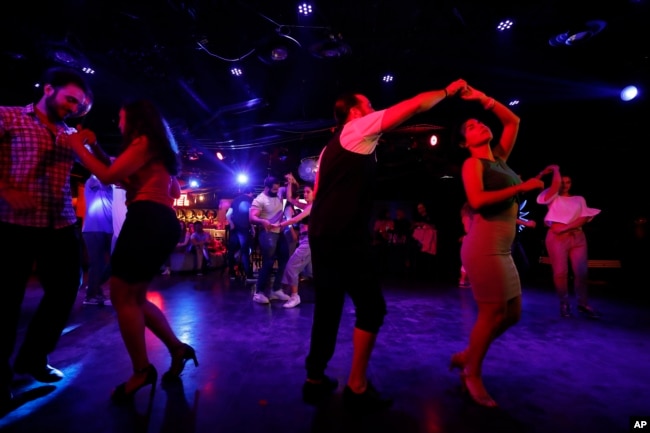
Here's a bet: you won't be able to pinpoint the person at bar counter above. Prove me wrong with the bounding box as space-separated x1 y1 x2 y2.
0 67 93 410
65 98 198 402
303 78 468 413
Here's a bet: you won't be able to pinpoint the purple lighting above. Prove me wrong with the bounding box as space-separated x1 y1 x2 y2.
497 19 514 31
620 85 639 101
298 3 313 16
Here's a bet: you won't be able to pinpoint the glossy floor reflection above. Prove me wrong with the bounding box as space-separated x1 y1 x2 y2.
1 269 648 433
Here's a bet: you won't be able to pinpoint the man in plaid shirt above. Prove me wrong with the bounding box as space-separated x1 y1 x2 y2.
0 67 93 410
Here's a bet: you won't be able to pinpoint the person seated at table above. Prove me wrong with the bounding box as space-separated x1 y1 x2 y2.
413 202 436 230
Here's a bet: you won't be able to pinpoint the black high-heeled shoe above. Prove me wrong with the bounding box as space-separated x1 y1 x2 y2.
111 364 157 404
162 343 199 382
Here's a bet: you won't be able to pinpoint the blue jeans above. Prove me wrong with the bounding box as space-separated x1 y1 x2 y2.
228 228 253 277
256 230 289 294
82 231 112 299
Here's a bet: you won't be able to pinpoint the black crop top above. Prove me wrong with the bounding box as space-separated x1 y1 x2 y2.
477 157 521 217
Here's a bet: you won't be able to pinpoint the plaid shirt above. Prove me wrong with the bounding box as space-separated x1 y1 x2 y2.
0 104 78 228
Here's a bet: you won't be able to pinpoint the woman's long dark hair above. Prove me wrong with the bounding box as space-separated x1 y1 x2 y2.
120 99 181 176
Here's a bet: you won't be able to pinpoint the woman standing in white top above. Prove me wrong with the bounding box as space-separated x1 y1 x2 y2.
536 165 601 318
275 174 314 308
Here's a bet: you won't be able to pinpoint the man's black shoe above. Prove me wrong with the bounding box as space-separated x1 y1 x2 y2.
577 305 601 319
302 376 338 405
342 382 393 414
14 364 64 383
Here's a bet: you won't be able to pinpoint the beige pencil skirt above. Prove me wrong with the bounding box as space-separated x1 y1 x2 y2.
460 212 521 303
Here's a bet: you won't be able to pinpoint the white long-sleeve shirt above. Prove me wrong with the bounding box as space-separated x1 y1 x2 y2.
536 189 600 227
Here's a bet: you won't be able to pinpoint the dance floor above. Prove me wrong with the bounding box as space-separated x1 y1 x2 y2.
1 268 648 433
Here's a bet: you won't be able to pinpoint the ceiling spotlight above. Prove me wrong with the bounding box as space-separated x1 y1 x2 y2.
298 3 313 16
48 47 80 66
43 40 90 70
497 19 514 31
382 74 394 83
298 156 319 181
429 134 438 146
256 27 301 64
549 20 607 47
216 151 225 160
237 173 249 184
508 99 520 106
309 33 351 59
270 47 289 61
230 67 243 76
620 85 639 102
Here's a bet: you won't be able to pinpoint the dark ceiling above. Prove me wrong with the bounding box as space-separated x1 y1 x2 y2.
2 1 649 205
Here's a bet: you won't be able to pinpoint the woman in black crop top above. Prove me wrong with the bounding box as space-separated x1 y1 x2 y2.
451 85 544 408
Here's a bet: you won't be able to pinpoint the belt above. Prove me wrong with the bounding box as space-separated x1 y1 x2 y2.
551 227 582 235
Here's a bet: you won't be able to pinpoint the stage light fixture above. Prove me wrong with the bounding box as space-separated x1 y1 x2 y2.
549 20 606 47
298 3 313 16
256 27 301 64
309 32 351 59
497 19 514 31
620 85 639 101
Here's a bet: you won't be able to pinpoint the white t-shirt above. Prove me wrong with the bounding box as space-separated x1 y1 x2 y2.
112 186 128 235
314 109 385 178
536 189 600 226
251 192 283 233
82 175 113 233
339 110 385 154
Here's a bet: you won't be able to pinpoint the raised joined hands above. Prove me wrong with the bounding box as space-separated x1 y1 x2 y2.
445 79 468 97
459 85 487 102
536 164 560 178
